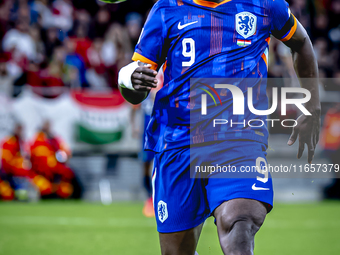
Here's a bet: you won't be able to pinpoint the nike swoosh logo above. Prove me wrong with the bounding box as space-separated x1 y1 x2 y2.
178 21 198 30
252 183 270 191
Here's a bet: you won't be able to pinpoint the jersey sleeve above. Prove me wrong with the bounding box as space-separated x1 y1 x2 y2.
269 0 297 42
132 4 166 71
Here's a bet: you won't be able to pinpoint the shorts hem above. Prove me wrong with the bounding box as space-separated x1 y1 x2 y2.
209 195 274 216
157 214 210 234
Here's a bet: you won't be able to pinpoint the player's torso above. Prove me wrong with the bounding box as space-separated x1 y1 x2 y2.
143 0 273 152
160 0 271 80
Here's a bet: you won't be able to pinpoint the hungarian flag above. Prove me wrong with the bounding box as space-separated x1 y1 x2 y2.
71 90 129 145
237 39 251 47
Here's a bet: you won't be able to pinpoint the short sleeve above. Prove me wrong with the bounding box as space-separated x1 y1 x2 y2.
132 4 166 70
269 0 297 42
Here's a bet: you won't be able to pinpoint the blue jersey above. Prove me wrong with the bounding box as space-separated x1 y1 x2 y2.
133 0 297 152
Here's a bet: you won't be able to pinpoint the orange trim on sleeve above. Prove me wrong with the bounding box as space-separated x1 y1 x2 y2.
193 0 231 8
261 53 268 67
280 15 297 42
132 52 158 71
162 61 167 73
265 37 271 45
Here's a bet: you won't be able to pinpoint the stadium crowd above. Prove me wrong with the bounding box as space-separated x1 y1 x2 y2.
0 0 157 96
0 0 339 98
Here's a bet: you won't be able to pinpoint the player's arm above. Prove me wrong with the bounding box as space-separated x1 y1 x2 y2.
282 21 321 163
270 0 321 163
118 2 165 105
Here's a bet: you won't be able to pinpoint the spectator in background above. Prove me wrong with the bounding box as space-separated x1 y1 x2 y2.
43 26 62 59
39 45 65 88
125 12 142 50
63 37 87 87
1 123 32 179
100 23 132 88
51 0 73 31
312 14 330 42
30 120 82 199
2 18 36 64
31 0 73 35
26 60 42 87
85 37 109 89
0 123 52 199
30 0 53 28
71 18 92 61
106 23 132 69
29 24 45 64
89 8 111 39
314 38 334 71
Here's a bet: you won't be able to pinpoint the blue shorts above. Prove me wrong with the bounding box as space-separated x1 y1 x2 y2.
152 140 273 233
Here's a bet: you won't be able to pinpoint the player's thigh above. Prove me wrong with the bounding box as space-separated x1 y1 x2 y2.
213 198 267 237
159 223 203 255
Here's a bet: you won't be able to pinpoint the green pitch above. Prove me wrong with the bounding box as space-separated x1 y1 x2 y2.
0 201 340 254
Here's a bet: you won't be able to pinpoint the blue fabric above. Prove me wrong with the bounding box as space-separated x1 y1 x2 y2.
152 140 273 233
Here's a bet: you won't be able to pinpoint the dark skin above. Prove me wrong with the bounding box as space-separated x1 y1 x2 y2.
119 12 320 255
284 21 321 164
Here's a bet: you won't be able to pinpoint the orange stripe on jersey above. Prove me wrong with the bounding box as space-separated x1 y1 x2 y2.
132 53 158 70
261 53 268 67
193 0 232 8
265 37 271 45
163 61 167 73
280 15 297 42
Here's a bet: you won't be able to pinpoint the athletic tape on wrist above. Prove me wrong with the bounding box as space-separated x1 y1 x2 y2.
118 61 140 90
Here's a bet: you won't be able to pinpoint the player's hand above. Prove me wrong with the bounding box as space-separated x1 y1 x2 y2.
131 64 158 91
287 113 320 164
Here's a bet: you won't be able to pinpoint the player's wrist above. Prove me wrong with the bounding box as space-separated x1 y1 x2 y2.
118 62 139 90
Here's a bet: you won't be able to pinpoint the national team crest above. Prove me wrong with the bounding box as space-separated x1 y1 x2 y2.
157 200 168 223
236 12 257 39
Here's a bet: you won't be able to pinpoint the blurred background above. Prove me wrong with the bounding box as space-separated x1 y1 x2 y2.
0 0 339 254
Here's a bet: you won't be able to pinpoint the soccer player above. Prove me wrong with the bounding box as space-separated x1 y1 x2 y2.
118 0 321 254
